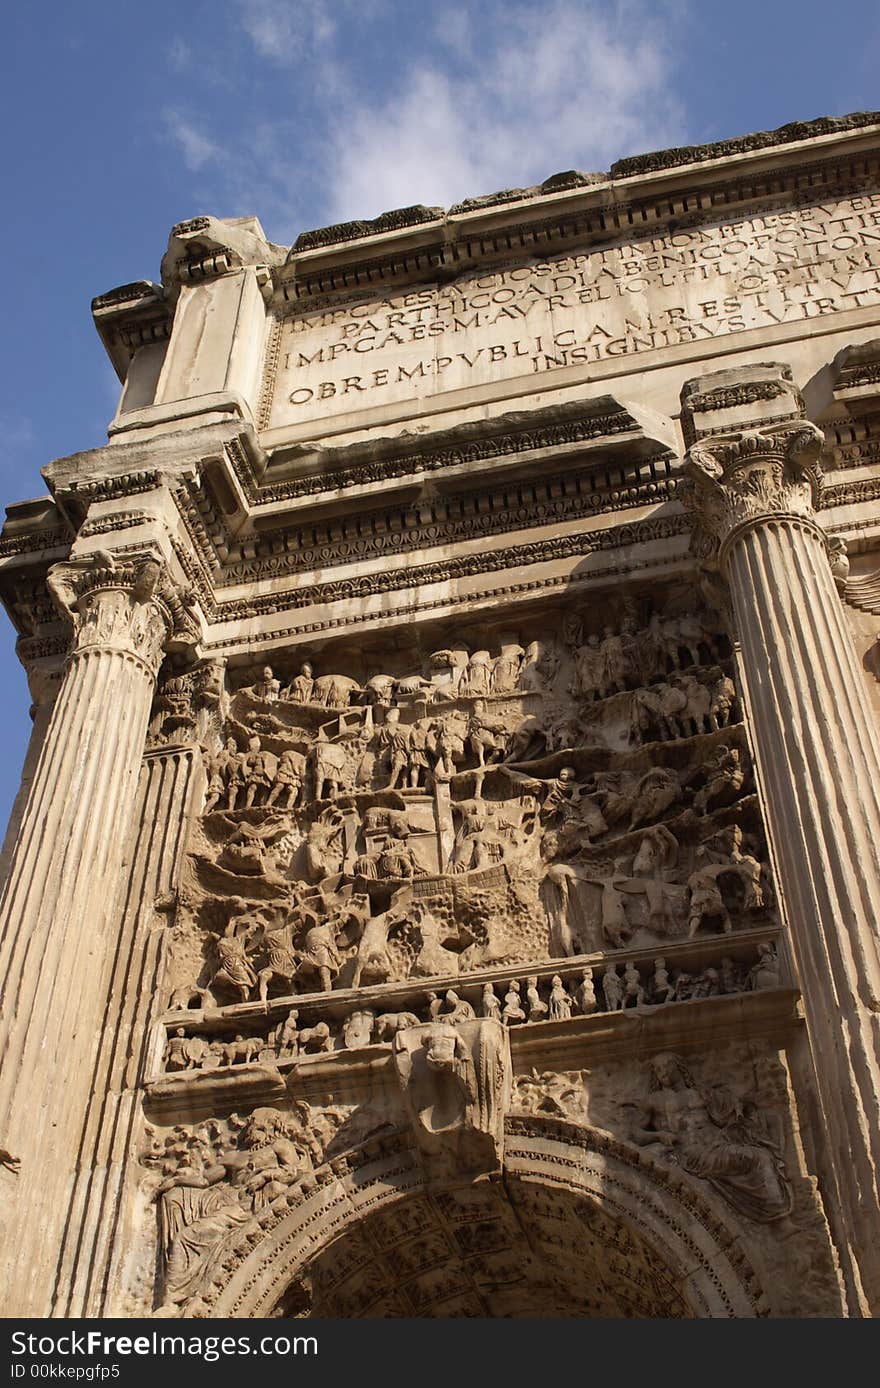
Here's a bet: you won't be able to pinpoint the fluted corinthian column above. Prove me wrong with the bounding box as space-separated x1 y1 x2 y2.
0 551 178 1317
683 410 880 1315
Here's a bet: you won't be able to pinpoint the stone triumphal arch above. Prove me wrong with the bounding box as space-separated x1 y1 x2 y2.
4 113 880 1316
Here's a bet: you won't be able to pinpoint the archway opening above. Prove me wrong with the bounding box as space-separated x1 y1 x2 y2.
204 1122 765 1318
270 1176 694 1318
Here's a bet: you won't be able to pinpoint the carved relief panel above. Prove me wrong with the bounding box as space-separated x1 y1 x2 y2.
154 586 777 1036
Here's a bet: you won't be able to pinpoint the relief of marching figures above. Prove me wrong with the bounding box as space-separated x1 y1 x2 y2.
157 598 780 1015
160 940 783 1075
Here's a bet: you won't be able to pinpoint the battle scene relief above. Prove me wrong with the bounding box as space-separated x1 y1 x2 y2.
119 584 846 1319
156 590 775 1050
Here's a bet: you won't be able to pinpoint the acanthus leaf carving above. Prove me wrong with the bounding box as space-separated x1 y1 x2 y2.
681 421 826 567
46 549 202 677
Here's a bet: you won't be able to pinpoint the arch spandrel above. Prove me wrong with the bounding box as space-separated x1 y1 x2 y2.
197 1120 767 1319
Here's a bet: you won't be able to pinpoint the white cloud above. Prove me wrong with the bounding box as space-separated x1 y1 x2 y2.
163 111 223 172
325 0 687 221
236 0 337 63
165 0 688 243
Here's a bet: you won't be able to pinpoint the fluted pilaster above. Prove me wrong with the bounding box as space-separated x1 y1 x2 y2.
683 416 880 1315
54 747 202 1317
0 551 181 1316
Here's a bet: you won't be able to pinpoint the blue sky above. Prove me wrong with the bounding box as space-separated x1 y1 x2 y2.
0 0 877 832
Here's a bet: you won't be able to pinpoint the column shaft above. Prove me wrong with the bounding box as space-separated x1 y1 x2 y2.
0 560 172 1317
727 520 880 1309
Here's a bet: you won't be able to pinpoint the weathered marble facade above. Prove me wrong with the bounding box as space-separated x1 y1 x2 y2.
4 113 880 1318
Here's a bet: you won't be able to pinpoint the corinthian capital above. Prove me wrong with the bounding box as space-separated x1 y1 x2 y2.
681 421 825 566
47 548 201 677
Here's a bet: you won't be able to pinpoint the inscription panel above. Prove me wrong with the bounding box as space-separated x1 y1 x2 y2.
265 192 880 430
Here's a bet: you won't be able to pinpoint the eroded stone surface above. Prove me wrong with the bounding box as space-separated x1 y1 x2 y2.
4 114 880 1318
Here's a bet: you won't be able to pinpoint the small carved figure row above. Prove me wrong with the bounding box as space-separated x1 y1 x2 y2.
162 942 781 1073
204 734 747 872
239 612 725 712
204 703 536 811
565 612 724 697
227 672 739 804
204 736 303 812
629 672 736 745
244 648 533 705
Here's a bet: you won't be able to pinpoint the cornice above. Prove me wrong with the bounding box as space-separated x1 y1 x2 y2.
90 281 172 383
252 397 672 500
0 526 71 560
275 132 880 304
197 547 690 654
6 443 880 651
222 460 677 585
286 113 879 260
609 111 880 178
179 510 690 631
6 392 880 656
87 113 880 369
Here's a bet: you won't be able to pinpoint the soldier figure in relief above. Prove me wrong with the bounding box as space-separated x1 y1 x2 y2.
461 650 493 698
285 661 315 704
243 736 274 809
491 645 523 694
694 743 745 814
202 751 226 815
687 855 732 937
501 980 526 1025
266 749 306 808
602 963 624 1011
298 920 342 993
480 983 502 1021
223 739 247 811
252 665 280 703
599 625 629 697
376 708 410 789
651 957 674 1004
313 736 348 801
575 967 597 1015
749 941 782 991
467 700 508 767
441 989 476 1025
209 923 258 1004
548 975 572 1021
709 672 737 728
572 633 603 700
406 721 431 789
622 961 646 1008
542 766 608 842
256 915 300 1003
526 976 547 1022
628 767 681 830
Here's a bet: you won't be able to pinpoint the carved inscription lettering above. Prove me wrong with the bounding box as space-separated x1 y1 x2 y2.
267 194 880 427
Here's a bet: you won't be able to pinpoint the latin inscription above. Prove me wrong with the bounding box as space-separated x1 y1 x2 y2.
266 194 880 429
